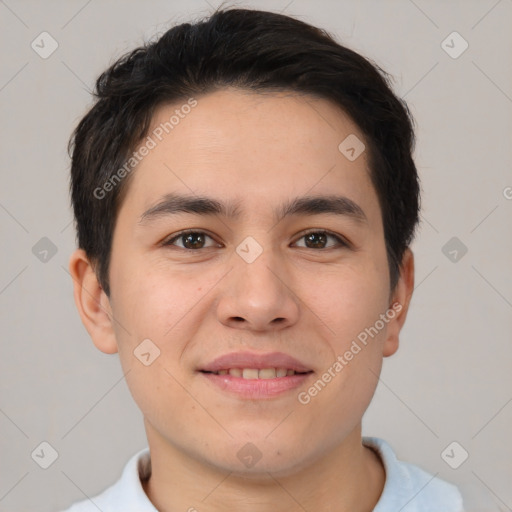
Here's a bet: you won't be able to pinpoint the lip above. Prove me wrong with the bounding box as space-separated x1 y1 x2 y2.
198 351 314 399
200 371 313 399
199 351 312 373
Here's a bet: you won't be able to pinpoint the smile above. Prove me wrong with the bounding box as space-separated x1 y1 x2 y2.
198 351 314 398
202 368 309 379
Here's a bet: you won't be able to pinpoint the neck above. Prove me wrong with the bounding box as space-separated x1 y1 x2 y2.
142 422 385 512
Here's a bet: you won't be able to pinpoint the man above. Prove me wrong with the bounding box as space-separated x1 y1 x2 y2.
65 7 464 511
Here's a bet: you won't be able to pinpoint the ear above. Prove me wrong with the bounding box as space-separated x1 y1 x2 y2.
382 248 415 357
68 248 118 354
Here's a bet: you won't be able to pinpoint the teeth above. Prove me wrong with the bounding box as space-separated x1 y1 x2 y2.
258 368 276 379
242 368 259 379
215 368 297 379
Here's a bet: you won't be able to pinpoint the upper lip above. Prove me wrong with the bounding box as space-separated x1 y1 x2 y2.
199 351 312 373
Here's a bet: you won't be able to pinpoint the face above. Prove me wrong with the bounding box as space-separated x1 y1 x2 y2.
77 88 412 476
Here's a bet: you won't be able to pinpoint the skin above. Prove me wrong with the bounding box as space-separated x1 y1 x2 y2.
69 88 414 512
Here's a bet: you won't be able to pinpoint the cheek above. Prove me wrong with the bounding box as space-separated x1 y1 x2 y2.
312 268 390 410
123 358 202 441
304 264 389 350
111 266 198 421
111 259 192 337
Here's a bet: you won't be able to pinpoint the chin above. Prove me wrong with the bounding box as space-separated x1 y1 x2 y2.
216 455 310 479
203 437 317 478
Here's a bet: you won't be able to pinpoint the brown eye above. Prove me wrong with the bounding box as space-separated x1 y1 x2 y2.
294 230 347 249
163 231 219 250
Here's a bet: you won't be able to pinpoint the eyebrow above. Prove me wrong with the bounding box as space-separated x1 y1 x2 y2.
138 193 368 226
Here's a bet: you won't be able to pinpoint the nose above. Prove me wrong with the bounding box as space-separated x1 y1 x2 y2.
215 245 300 333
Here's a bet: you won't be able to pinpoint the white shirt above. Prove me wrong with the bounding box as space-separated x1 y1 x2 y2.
62 436 464 511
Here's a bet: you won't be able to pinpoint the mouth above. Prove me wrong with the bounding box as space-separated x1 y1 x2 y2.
200 368 311 378
198 351 314 399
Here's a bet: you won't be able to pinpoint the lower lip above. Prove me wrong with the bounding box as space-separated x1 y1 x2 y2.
199 372 313 399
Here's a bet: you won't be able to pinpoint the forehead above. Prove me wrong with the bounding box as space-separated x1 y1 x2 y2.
119 88 380 226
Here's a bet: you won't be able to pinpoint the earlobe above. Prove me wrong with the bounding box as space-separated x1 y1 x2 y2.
68 249 118 354
382 248 415 357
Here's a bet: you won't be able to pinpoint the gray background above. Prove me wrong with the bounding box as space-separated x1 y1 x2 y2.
0 0 511 510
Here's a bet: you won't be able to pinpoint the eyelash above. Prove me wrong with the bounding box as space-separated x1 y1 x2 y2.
161 229 349 250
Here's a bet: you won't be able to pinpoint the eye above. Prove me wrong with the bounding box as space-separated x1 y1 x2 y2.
162 230 221 250
162 229 349 251
293 230 348 249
